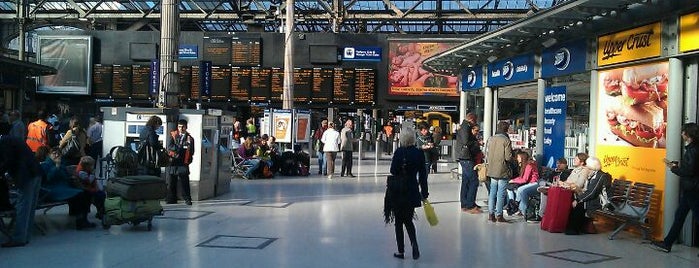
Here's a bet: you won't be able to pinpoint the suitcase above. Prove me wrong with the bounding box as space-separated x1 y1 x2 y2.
105 175 167 200
540 187 573 233
102 196 163 231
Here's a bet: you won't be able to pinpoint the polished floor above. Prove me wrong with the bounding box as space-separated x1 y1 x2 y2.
1 154 698 268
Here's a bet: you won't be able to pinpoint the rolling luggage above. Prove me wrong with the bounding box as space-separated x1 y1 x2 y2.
105 175 167 200
540 187 573 233
102 196 163 231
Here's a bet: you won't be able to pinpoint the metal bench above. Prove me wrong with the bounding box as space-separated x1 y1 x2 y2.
595 181 655 240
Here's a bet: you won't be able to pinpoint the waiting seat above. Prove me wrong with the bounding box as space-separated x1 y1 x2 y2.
597 181 655 240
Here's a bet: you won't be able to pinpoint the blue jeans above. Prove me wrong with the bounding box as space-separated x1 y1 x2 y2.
317 150 326 174
516 183 539 213
488 178 508 216
459 160 478 209
243 159 262 178
13 175 41 243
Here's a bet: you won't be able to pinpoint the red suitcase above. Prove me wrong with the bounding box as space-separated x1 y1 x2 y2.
540 187 573 233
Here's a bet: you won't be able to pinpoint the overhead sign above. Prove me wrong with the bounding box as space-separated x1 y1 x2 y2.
597 22 661 66
542 86 567 168
199 61 212 97
416 105 457 112
542 40 587 78
487 54 535 87
680 12 699 53
149 60 159 96
342 46 382 62
179 45 198 60
461 66 483 91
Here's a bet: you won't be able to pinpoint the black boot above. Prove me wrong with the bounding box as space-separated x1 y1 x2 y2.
412 244 420 260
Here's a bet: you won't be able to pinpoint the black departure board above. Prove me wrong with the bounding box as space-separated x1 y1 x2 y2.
333 68 353 104
178 66 192 99
354 68 376 105
131 65 150 99
294 68 312 103
112 65 132 99
203 37 231 65
231 67 251 102
210 65 231 101
190 65 200 99
250 67 270 102
312 68 333 103
231 38 262 67
92 64 112 98
269 67 284 102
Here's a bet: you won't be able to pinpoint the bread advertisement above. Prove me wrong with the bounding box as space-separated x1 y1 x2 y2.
597 61 668 148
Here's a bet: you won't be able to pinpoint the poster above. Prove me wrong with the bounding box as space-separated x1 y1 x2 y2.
273 109 292 143
295 110 311 143
37 36 92 95
542 86 567 168
388 42 459 96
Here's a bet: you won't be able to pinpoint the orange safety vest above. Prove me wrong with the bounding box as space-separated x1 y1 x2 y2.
26 120 49 152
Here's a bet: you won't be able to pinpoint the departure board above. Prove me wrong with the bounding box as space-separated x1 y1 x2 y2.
131 64 150 99
250 67 270 102
203 37 231 65
210 65 231 101
112 65 132 99
333 68 354 104
354 69 376 105
231 67 251 102
294 68 312 102
269 67 284 102
178 66 192 99
311 68 333 103
190 65 200 99
92 64 112 98
231 38 262 66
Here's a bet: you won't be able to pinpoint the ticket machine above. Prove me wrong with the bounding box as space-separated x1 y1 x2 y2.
216 113 235 195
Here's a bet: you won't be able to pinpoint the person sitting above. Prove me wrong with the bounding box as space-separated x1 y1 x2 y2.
39 147 94 230
267 136 280 172
561 153 592 193
237 136 262 179
75 156 105 220
565 157 611 235
534 158 571 222
506 151 540 217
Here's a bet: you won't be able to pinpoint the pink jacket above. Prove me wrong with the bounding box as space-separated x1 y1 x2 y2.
510 162 539 184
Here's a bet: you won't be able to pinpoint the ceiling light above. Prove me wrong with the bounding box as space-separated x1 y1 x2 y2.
542 38 557 48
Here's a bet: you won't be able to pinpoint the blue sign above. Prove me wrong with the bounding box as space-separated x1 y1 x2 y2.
487 54 535 87
541 40 587 78
149 60 159 96
199 61 212 97
461 67 483 91
342 46 381 62
179 45 198 60
542 86 567 169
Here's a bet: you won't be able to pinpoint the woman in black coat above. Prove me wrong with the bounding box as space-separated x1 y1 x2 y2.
565 157 611 235
384 126 428 260
139 115 163 176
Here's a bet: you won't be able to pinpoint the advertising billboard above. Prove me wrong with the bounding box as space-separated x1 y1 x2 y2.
388 42 458 97
37 35 93 95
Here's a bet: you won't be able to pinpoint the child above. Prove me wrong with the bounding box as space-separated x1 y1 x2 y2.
75 156 106 219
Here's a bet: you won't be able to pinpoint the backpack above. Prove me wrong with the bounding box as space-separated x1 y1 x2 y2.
61 132 82 158
279 151 298 176
110 146 139 177
138 141 169 169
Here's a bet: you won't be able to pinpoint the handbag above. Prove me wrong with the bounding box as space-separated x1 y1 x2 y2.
423 199 439 226
384 153 410 224
474 163 488 182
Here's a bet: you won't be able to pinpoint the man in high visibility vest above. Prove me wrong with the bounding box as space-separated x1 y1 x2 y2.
25 110 51 152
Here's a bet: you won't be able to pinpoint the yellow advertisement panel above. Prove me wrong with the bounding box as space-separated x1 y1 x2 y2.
596 61 669 239
597 23 662 66
680 12 699 52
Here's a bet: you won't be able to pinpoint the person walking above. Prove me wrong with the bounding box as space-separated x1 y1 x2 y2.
139 115 163 176
321 122 340 179
486 121 514 223
652 123 699 254
383 126 428 260
340 119 355 177
166 119 195 205
456 114 482 214
313 119 328 175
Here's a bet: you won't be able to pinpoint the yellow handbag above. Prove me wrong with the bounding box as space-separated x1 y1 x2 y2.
423 199 439 226
474 163 488 182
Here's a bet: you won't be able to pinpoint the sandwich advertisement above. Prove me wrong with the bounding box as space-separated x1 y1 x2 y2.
596 61 668 239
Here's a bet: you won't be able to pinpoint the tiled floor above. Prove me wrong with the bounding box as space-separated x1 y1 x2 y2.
1 156 698 268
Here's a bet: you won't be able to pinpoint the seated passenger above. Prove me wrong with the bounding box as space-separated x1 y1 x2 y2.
565 157 611 235
237 137 261 179
561 153 592 193
534 157 571 222
75 156 105 220
506 151 539 217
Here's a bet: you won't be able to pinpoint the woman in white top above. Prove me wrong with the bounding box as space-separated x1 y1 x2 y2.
563 153 593 193
321 122 341 179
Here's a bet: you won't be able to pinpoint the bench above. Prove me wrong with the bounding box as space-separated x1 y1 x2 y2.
594 180 654 240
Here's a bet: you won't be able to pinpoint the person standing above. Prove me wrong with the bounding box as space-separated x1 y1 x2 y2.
139 115 163 176
383 126 428 260
246 118 257 138
486 121 514 223
456 114 482 214
8 110 26 140
321 122 340 179
59 116 88 166
430 125 442 173
416 123 434 175
0 135 42 247
86 115 103 164
313 119 328 175
25 110 51 153
652 123 699 253
166 119 195 205
383 122 394 155
340 119 355 177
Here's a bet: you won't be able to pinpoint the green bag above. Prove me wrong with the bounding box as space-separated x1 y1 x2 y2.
104 197 162 224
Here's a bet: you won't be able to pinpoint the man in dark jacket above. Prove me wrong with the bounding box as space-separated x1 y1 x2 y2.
456 113 482 213
166 119 195 205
